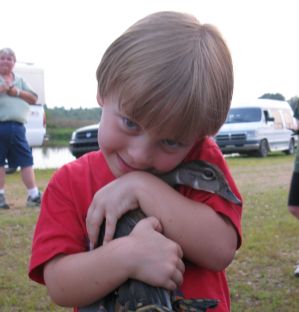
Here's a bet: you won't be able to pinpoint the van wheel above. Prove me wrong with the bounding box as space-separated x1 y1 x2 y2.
284 138 295 155
256 139 269 157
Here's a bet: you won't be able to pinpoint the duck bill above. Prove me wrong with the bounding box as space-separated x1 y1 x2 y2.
219 186 242 206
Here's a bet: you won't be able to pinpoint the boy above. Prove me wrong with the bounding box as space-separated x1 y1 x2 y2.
29 11 242 312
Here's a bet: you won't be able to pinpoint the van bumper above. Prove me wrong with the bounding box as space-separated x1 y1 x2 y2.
216 140 260 154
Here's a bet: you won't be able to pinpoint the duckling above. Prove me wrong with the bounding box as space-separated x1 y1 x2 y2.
80 160 241 312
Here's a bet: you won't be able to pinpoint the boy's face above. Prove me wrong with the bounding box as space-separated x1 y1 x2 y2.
97 95 196 177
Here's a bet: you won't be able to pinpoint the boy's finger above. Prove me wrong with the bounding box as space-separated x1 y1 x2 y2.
177 244 183 259
85 204 94 248
172 268 184 287
86 204 103 249
178 258 185 274
143 216 163 233
103 215 117 244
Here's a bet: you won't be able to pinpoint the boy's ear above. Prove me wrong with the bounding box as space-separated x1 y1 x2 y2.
97 92 103 107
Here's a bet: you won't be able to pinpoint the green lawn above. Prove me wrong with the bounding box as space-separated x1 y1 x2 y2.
0 169 69 311
0 154 298 311
226 154 299 311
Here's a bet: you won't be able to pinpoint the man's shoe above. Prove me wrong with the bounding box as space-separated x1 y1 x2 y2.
0 193 9 209
26 191 42 207
294 264 299 277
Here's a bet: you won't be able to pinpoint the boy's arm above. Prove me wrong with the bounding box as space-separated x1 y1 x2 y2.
87 171 238 272
44 217 184 307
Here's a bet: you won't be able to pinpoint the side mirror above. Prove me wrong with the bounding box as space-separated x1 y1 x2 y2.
266 116 275 122
264 110 274 122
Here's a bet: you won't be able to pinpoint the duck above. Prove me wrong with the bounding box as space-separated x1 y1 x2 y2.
80 160 241 312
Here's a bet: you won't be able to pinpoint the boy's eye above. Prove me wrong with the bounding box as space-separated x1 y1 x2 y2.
122 117 139 130
162 139 180 148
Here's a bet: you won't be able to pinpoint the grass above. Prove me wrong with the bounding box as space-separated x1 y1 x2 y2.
0 154 299 311
0 170 69 312
226 154 299 311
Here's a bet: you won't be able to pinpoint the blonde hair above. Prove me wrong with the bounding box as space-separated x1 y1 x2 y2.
96 11 233 140
0 47 16 62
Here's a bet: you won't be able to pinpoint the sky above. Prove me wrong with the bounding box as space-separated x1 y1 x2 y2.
1 0 298 108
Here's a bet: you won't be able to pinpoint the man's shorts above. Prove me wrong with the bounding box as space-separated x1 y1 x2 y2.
0 121 34 168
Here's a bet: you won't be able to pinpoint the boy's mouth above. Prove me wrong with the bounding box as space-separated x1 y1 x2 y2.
116 154 143 174
116 154 163 176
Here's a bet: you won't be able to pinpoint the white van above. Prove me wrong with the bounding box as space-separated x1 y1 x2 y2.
14 62 46 146
215 99 297 157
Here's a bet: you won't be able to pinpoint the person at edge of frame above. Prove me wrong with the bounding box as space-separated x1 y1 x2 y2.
0 47 42 209
288 100 299 277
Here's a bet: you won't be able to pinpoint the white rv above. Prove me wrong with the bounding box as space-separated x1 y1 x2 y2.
14 62 46 147
215 99 297 157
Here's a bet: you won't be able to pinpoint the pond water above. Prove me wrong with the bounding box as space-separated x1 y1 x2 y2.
30 147 239 170
32 147 76 169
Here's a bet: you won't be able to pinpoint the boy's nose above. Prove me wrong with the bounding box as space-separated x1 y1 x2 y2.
127 138 154 169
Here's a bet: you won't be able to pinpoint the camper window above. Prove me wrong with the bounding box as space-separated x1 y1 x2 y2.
270 109 283 129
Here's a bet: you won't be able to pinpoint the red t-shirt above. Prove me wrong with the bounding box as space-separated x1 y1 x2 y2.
29 137 242 312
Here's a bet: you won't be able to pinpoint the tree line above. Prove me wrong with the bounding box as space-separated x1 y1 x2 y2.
45 93 299 130
45 106 102 129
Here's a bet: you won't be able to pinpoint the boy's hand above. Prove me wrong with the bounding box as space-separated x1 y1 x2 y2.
86 174 140 248
128 217 184 290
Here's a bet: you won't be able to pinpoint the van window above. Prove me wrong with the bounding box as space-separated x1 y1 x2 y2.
225 108 261 123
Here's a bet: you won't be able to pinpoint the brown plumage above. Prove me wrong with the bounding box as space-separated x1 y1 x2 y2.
79 160 241 312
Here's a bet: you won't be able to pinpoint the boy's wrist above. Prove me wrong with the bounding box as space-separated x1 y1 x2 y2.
105 235 137 278
128 171 165 216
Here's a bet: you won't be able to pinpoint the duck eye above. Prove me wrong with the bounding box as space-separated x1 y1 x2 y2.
202 168 216 180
